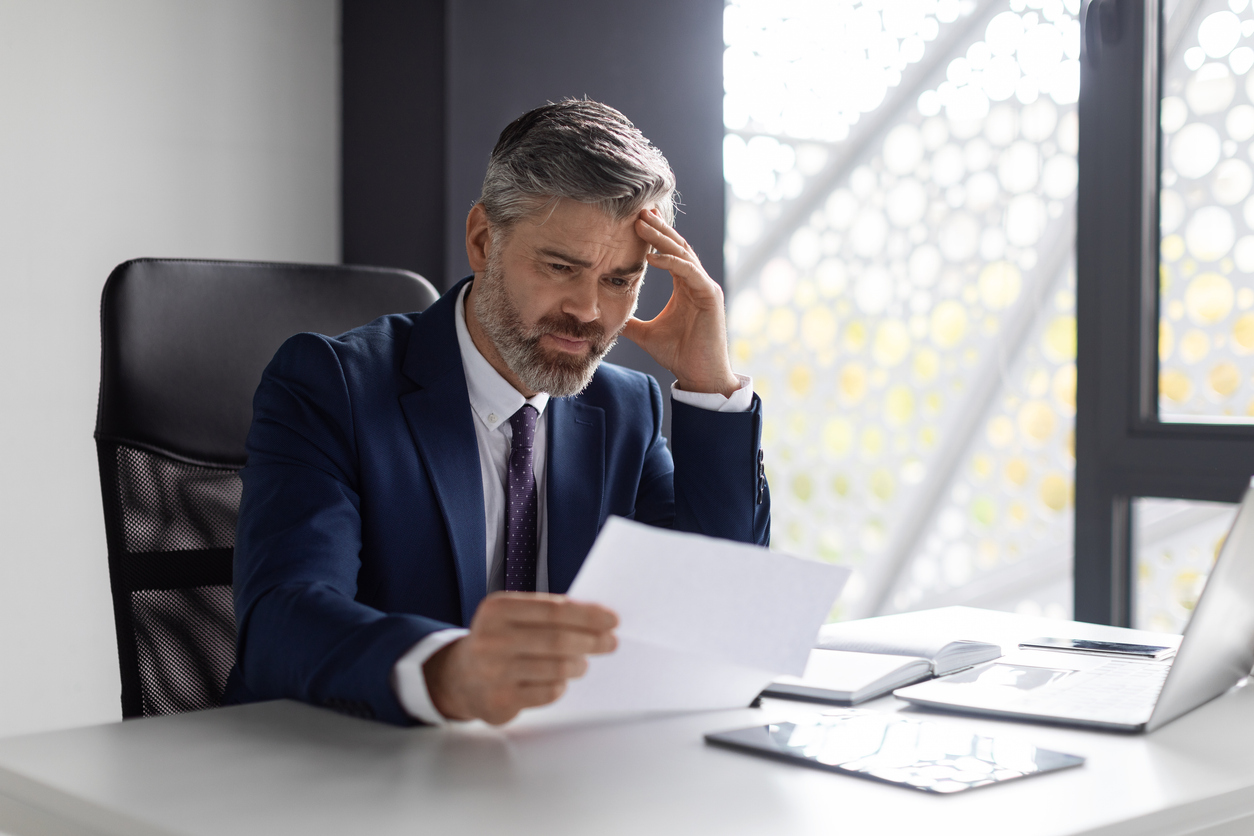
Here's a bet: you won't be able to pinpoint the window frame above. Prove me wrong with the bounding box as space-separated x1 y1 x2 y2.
1075 0 1254 625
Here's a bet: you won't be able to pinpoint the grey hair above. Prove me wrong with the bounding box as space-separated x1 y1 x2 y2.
478 99 678 231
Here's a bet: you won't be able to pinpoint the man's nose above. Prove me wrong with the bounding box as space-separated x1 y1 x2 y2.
562 277 600 323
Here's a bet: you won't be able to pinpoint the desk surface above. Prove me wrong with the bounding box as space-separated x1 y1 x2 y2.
2 607 1252 836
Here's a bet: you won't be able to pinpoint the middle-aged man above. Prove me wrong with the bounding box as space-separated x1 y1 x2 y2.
226 100 771 726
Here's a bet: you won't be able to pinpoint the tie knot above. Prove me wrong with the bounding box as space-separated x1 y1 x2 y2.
509 404 539 449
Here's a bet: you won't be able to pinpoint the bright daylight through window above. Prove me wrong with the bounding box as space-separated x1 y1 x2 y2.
1128 0 1254 636
723 0 1081 622
1158 0 1254 421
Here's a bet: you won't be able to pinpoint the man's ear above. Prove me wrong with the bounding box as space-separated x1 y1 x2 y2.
465 204 492 272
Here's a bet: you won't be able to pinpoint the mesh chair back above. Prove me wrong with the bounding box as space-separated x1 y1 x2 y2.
95 259 439 718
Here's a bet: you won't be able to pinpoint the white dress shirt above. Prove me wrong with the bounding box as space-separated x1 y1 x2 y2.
391 282 754 723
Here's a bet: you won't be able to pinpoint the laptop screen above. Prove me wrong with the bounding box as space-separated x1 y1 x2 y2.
1147 479 1254 732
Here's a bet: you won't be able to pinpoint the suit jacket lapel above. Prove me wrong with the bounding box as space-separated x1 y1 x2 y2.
398 280 487 625
546 397 605 594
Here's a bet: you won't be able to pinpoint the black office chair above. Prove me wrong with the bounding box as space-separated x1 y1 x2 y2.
95 258 440 718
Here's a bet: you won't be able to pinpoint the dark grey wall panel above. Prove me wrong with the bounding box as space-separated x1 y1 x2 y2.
342 0 446 283
445 0 726 398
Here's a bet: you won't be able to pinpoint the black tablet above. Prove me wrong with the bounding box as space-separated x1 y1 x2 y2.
705 710 1084 794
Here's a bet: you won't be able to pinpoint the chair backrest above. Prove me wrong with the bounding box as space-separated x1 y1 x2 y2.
95 258 440 718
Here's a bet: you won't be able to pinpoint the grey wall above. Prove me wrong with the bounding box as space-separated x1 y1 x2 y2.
342 0 447 281
445 0 726 392
0 0 339 738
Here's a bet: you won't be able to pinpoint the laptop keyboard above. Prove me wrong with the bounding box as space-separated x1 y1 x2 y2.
1023 659 1171 718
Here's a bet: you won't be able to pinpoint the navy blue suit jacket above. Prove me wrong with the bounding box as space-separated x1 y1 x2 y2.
228 278 771 724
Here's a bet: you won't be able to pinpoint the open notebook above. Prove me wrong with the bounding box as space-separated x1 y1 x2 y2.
761 618 1003 705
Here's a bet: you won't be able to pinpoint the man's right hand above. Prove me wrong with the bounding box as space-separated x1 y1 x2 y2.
422 592 618 725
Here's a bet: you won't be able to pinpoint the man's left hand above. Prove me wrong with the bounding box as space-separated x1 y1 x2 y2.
622 209 741 397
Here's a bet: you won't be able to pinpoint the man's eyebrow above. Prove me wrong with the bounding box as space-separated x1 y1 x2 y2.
615 260 648 279
536 247 647 278
536 247 593 269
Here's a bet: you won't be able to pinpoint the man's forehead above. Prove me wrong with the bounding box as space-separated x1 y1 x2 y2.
518 196 648 231
508 200 651 264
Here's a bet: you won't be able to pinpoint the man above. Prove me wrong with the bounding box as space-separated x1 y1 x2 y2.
227 100 770 726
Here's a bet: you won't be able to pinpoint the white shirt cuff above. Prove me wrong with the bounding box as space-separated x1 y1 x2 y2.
670 374 754 413
389 628 469 724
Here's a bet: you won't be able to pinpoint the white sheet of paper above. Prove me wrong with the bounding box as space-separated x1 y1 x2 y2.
528 517 850 720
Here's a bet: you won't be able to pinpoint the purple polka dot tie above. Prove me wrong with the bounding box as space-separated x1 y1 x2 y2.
505 405 539 592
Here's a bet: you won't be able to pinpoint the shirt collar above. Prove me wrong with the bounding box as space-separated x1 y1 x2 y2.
454 281 550 433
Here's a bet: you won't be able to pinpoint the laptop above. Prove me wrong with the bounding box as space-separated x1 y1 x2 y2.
894 478 1254 733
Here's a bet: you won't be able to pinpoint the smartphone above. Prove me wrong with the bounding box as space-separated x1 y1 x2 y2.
1017 636 1175 660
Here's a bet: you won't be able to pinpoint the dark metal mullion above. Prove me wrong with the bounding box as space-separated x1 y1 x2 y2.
1076 0 1150 625
1077 0 1254 626
1109 496 1132 626
1104 466 1253 503
1134 0 1163 427
1135 423 1254 440
1110 434 1254 472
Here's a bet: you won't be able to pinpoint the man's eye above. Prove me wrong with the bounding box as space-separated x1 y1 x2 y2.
548 263 573 273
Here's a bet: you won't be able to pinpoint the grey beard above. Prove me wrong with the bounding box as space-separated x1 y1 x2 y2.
473 254 620 397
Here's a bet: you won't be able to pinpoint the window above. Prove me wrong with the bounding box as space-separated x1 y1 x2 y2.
1076 0 1254 627
726 0 1254 629
1158 0 1254 422
1134 496 1237 632
724 0 1082 621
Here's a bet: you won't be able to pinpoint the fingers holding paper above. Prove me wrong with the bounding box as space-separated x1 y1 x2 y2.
423 592 619 725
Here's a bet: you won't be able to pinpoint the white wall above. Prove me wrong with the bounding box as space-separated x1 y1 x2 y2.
0 0 339 737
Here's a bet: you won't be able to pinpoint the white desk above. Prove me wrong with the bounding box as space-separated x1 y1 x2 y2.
2 607 1253 836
